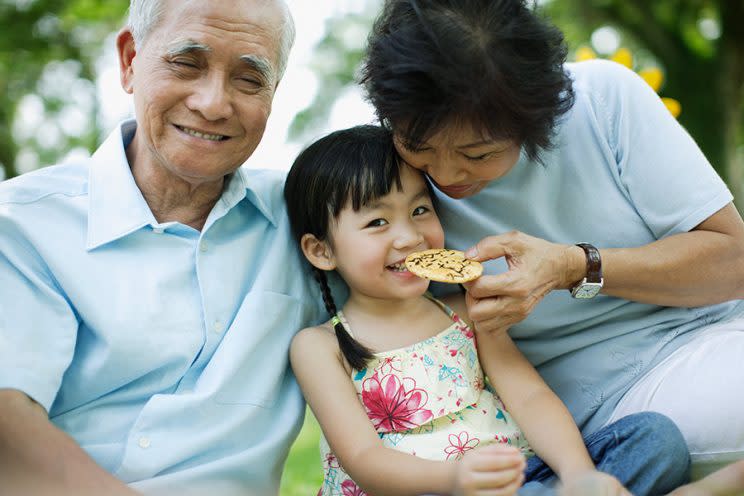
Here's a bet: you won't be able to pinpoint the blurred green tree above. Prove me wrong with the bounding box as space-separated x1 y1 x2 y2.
291 0 744 205
0 0 129 180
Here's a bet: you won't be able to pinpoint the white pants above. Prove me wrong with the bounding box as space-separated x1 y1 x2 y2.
607 318 744 479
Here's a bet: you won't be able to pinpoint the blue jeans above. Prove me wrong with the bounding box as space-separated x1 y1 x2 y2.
519 411 690 496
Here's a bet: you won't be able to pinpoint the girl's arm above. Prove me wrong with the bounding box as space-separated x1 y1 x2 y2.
442 295 596 484
289 326 525 496
473 328 595 482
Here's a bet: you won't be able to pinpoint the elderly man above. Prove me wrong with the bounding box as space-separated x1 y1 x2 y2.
0 1 319 494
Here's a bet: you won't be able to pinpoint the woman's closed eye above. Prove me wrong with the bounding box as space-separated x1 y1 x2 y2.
463 152 494 161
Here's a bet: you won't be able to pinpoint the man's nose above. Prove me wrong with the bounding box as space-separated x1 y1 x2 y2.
187 74 234 121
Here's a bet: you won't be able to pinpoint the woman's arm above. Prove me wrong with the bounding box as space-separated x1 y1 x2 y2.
290 326 525 496
601 203 744 305
463 203 744 333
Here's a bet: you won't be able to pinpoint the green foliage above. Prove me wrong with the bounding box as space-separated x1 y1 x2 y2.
280 409 323 495
287 2 380 141
0 0 129 179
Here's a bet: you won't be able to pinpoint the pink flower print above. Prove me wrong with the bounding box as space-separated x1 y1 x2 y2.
473 375 484 391
361 373 434 432
341 480 368 496
377 356 402 375
444 431 481 460
323 452 340 469
494 434 511 444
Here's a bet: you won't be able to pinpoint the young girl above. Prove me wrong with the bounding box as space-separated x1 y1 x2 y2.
284 125 716 496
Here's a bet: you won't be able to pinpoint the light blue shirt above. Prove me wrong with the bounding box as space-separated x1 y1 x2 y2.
433 60 744 434
0 120 321 495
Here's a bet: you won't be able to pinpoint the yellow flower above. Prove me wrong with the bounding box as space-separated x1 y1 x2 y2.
574 46 681 118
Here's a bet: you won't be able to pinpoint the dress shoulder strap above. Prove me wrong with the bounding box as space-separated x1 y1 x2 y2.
423 292 458 321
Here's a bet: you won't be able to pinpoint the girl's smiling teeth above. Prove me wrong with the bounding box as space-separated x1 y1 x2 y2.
177 125 229 142
387 262 409 272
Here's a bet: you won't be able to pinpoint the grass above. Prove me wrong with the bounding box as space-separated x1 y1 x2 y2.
280 408 324 496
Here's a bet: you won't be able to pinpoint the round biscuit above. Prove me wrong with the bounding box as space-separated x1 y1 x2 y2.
404 248 483 283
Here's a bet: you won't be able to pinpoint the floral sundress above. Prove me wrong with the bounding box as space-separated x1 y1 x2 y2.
318 296 533 496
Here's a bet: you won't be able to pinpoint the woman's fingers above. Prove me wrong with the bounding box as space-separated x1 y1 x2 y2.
464 234 514 263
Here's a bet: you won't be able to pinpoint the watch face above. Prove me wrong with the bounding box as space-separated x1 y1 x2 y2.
573 283 603 299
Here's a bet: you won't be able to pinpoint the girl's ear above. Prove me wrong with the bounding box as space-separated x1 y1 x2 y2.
300 233 336 271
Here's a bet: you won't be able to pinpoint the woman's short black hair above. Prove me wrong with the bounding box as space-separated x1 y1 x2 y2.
361 0 575 161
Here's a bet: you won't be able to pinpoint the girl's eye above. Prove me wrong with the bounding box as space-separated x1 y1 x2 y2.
412 206 430 216
366 218 388 228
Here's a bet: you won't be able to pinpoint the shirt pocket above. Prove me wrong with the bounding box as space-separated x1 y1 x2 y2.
212 291 302 408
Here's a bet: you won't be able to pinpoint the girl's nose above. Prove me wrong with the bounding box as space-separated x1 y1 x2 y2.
393 223 424 250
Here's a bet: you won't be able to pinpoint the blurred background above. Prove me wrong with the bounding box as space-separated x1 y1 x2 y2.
1 0 742 494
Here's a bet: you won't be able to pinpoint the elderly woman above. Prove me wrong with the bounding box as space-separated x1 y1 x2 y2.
361 0 744 482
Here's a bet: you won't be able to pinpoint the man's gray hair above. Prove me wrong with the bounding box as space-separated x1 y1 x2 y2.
127 0 295 80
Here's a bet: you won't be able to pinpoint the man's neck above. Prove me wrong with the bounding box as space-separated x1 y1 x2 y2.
127 142 226 232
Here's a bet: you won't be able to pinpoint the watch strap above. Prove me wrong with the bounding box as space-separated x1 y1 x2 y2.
575 242 602 283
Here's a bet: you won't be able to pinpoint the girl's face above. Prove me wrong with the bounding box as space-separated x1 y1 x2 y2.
394 122 521 199
328 164 445 302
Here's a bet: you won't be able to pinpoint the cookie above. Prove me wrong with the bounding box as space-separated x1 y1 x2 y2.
404 249 483 283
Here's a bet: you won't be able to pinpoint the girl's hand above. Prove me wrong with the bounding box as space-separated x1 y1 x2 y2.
558 471 632 496
462 231 584 333
452 444 526 496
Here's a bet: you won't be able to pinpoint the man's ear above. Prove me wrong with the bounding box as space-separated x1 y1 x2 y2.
301 233 336 271
116 28 137 95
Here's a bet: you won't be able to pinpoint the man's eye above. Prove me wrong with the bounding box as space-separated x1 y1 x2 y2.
366 218 388 228
172 60 198 68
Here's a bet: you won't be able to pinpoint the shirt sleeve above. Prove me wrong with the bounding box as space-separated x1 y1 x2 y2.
590 60 732 239
0 206 78 412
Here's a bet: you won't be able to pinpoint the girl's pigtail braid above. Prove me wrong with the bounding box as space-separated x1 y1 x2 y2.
313 268 374 370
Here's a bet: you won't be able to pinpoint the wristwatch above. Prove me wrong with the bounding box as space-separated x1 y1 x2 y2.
570 243 604 299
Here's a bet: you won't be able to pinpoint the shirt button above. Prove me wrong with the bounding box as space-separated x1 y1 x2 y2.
152 227 164 234
138 436 151 449
213 320 224 333
199 241 208 253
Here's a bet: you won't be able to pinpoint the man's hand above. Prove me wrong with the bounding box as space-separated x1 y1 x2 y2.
462 231 584 333
452 444 526 496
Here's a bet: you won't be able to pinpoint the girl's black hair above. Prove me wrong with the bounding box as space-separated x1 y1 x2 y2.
285 124 419 370
361 0 575 162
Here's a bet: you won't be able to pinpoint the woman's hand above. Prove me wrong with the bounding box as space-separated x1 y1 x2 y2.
452 444 526 496
558 470 632 496
462 231 584 333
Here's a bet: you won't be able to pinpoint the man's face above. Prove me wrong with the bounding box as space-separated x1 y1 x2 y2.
118 0 284 185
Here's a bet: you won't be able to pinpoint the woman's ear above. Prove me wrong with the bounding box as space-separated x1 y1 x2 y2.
301 234 336 271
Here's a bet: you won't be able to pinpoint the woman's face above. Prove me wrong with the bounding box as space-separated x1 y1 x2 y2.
394 123 521 199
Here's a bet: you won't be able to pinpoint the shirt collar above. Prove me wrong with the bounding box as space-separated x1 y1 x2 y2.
86 120 278 251
87 120 156 250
